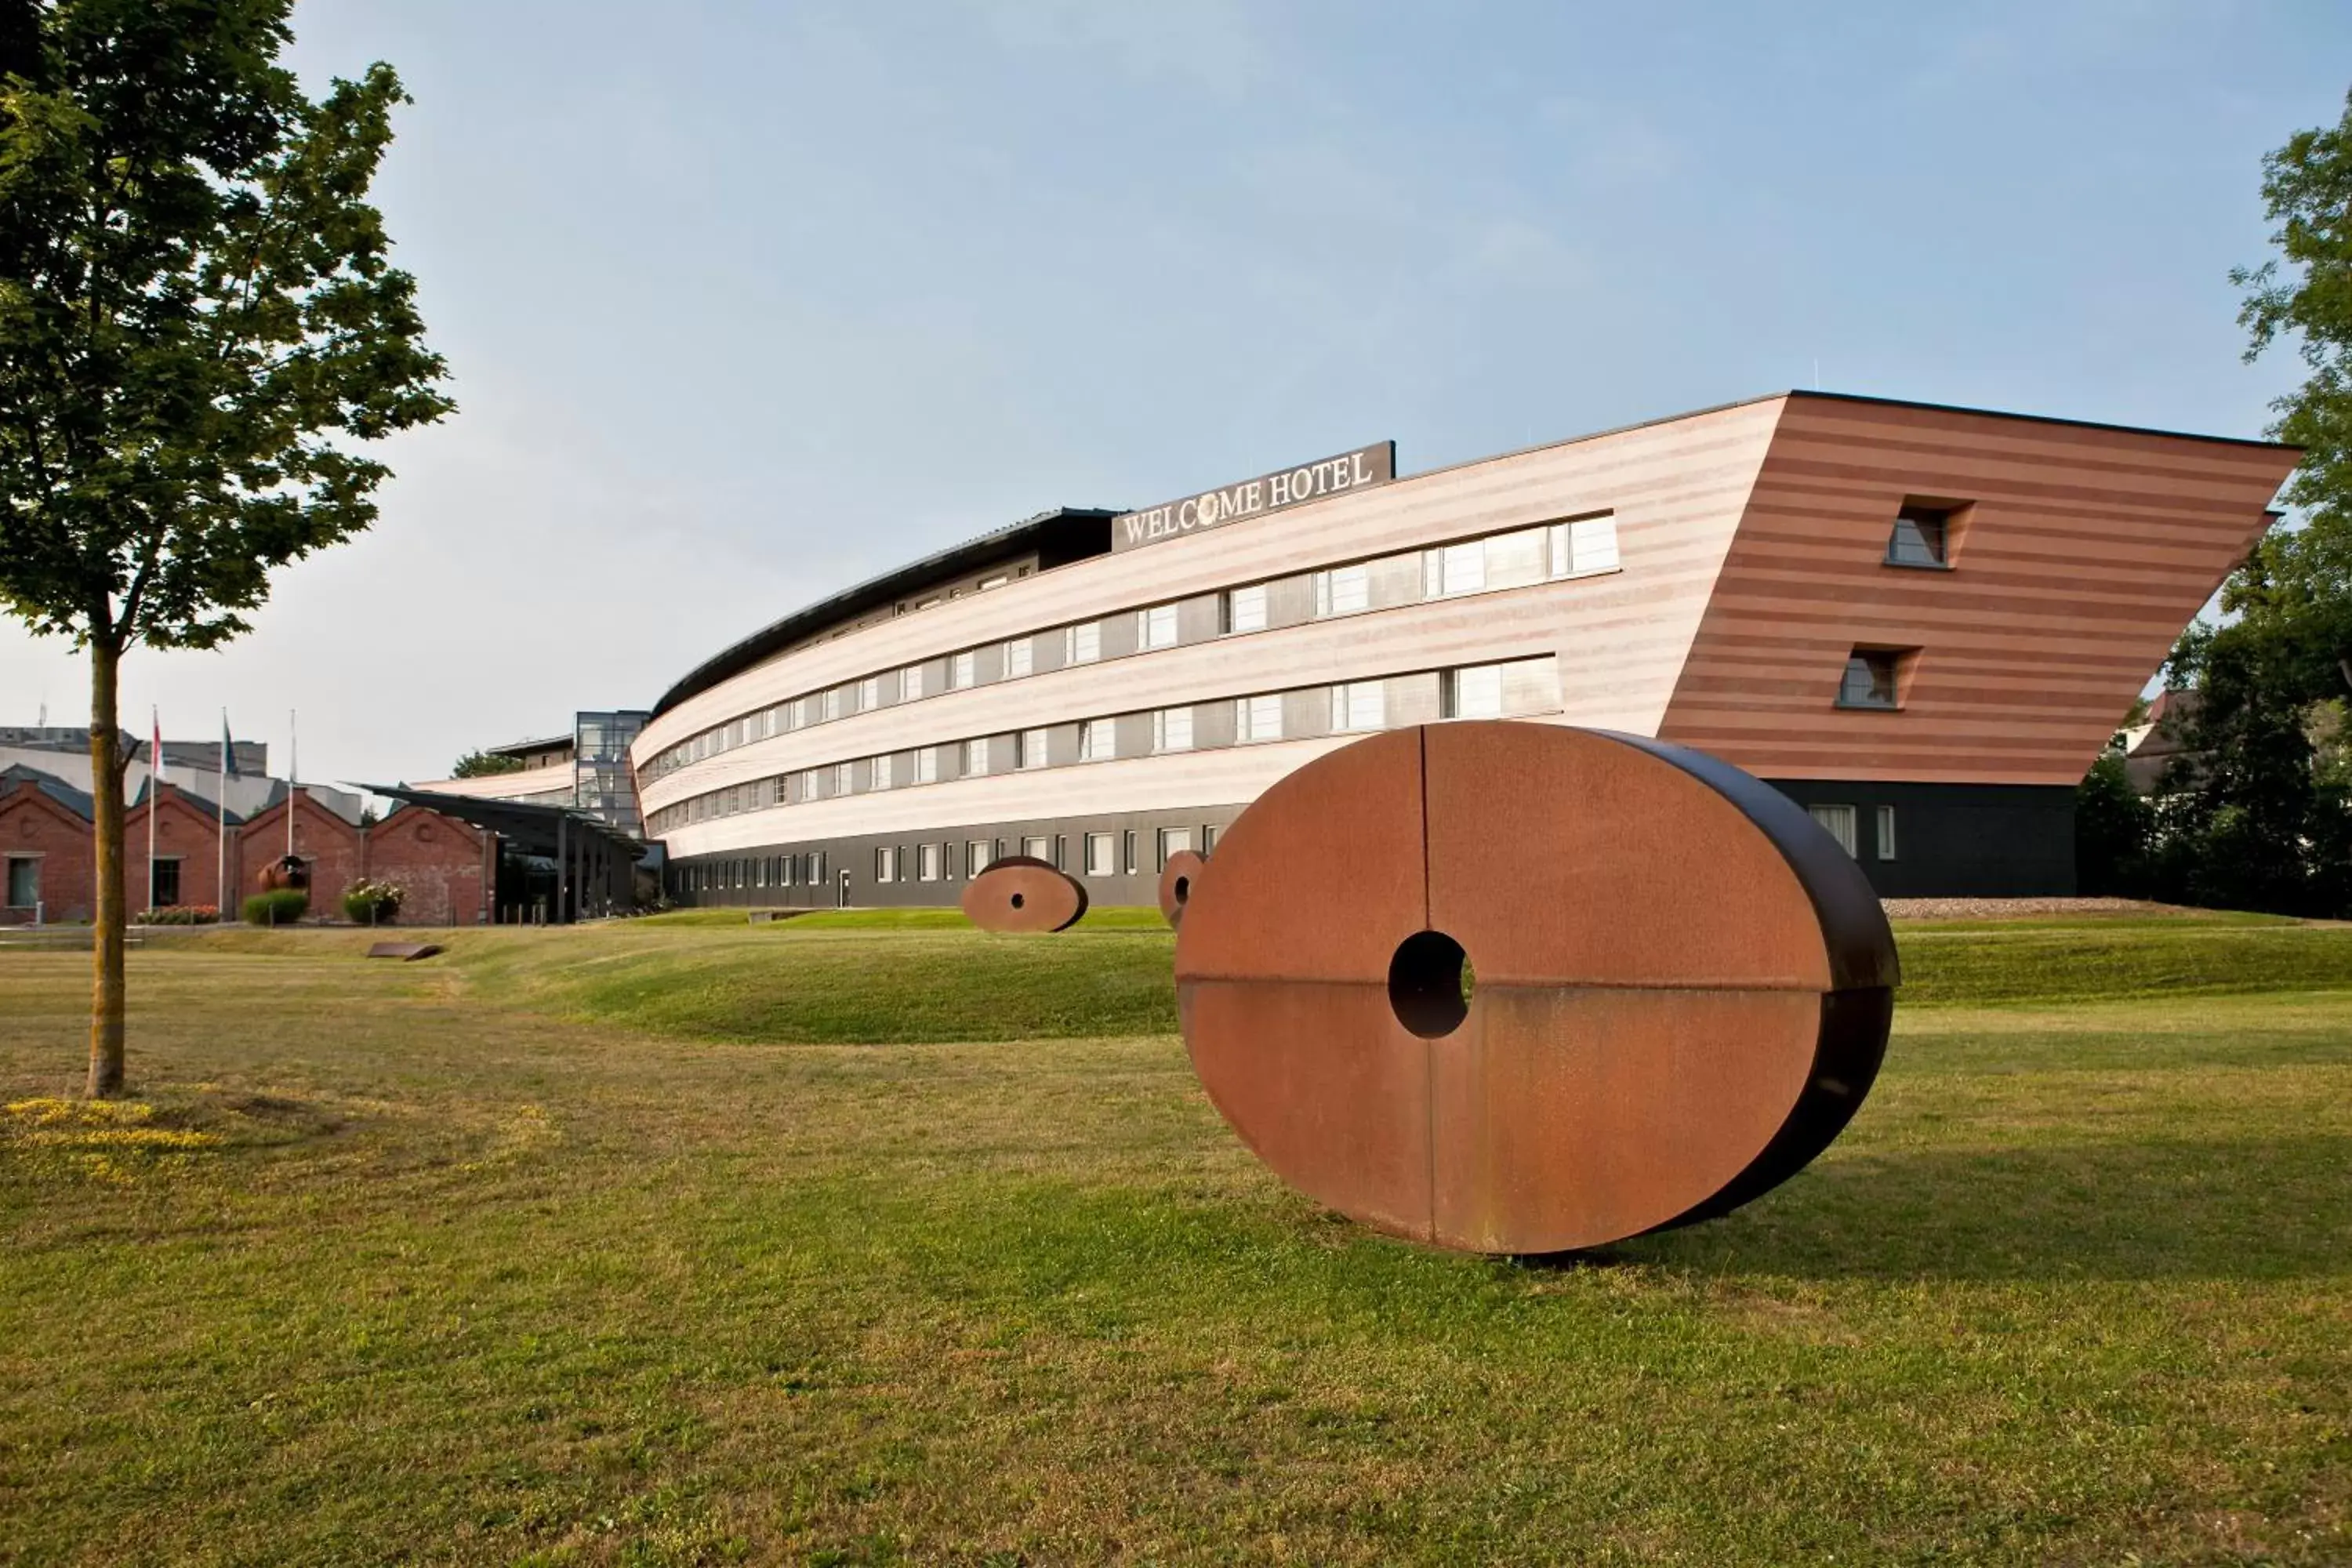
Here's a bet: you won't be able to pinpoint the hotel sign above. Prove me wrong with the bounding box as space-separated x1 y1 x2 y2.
1112 441 1396 553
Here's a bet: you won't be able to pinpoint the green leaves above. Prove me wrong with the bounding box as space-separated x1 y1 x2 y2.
0 0 452 656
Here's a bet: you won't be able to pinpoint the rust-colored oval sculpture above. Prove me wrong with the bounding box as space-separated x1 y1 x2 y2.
1158 850 1206 928
259 854 310 892
960 855 1088 933
1174 722 1896 1255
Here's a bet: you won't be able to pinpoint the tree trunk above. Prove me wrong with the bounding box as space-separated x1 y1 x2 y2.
87 641 126 1099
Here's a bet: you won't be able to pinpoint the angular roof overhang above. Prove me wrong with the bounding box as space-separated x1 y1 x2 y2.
357 784 645 862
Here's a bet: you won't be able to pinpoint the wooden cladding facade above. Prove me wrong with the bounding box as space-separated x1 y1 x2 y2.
1657 396 2298 785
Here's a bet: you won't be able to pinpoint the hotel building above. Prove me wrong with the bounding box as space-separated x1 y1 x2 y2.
627 392 2297 909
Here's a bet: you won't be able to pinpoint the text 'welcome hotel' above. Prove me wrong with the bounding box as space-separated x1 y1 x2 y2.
621 392 2296 910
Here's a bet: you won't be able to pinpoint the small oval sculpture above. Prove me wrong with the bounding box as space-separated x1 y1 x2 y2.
259 853 310 891
1157 850 1206 928
1174 722 1896 1255
960 855 1088 933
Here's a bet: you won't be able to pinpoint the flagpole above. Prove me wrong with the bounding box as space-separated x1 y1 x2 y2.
145 706 158 917
218 710 229 915
286 707 296 861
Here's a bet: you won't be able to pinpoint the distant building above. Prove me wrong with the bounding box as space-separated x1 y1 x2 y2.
0 725 363 825
2119 690 2203 793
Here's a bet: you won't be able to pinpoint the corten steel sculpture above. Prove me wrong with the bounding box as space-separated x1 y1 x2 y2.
1158 850 1206 928
961 855 1089 933
1174 722 1897 1254
259 854 310 892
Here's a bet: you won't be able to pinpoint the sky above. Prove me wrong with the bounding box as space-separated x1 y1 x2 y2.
3 0 2348 788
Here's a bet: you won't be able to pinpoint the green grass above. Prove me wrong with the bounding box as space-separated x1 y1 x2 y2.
2 912 2348 1563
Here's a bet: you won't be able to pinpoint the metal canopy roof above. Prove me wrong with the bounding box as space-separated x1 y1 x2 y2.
358 784 645 861
652 505 1120 717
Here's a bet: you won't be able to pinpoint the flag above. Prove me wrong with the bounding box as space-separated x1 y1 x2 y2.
221 713 239 778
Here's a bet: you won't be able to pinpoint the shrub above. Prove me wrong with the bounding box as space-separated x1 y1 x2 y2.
242 889 309 926
136 906 220 926
341 879 405 925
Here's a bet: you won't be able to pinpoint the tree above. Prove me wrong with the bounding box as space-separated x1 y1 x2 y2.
450 750 527 779
2074 746 2151 897
0 2 452 1096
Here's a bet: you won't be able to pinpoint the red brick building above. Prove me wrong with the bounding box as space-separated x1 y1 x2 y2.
1 767 498 926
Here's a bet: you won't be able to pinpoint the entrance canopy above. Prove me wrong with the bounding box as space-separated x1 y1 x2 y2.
358 783 644 922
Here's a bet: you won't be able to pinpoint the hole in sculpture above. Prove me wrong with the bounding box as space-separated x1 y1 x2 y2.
1389 930 1471 1038
1010 892 1025 909
1173 875 1191 904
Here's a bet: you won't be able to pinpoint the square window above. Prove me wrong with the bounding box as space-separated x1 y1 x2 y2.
951 650 977 688
832 761 853 795
1236 693 1283 742
1332 681 1385 731
1224 584 1268 633
1314 564 1369 617
1158 826 1193 868
967 839 993 875
1018 728 1048 770
858 676 880 710
1005 637 1033 678
1809 804 1858 858
1153 706 1193 753
1552 515 1620 575
1837 649 1904 710
915 746 938 783
1876 804 1898 862
872 753 895 789
1446 665 1504 720
1085 832 1116 877
1080 719 1116 761
1065 622 1100 664
901 665 924 701
823 688 844 721
1138 604 1179 649
1023 835 1051 862
964 737 989 775
1886 504 1956 568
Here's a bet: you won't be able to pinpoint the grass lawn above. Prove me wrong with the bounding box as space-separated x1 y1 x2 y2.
1 913 2347 1564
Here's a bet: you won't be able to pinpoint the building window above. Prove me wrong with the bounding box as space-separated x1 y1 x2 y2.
872 753 895 789
148 858 181 909
1425 540 1486 597
950 650 977 689
1200 824 1218 855
1153 706 1193 753
1223 584 1268 634
964 737 990 776
1236 693 1283 742
1332 681 1385 731
780 855 797 887
1123 829 1139 874
1080 719 1116 761
1876 804 1898 861
832 761 854 795
1158 826 1193 868
918 842 941 881
1444 665 1504 720
915 746 938 783
858 676 880 710
980 573 1009 591
1837 649 1904 710
800 768 821 802
1018 728 1048 769
1549 514 1621 576
1085 832 1116 877
809 851 827 884
1809 804 1859 858
1065 622 1100 665
823 688 844 722
967 839 993 875
1023 835 1051 862
1886 503 1955 568
876 845 898 883
900 665 924 701
1313 564 1370 617
1004 637 1033 678
1138 603 1179 650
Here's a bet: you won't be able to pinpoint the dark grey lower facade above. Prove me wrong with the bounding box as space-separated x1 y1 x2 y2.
662 780 2077 909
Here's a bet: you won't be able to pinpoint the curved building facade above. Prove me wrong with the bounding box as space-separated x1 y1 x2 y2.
632 392 2297 909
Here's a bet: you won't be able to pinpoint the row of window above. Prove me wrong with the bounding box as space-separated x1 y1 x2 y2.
640 514 1621 784
644 657 1561 837
1808 803 1897 861
671 823 1220 895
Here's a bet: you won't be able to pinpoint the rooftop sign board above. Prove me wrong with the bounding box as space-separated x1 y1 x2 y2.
1112 441 1396 553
